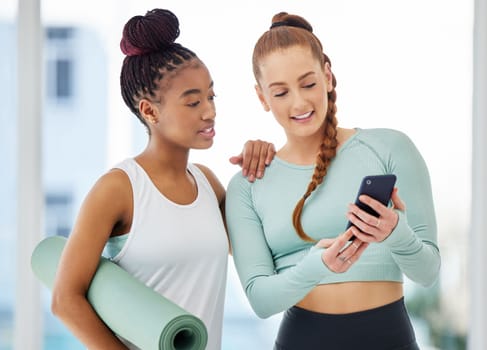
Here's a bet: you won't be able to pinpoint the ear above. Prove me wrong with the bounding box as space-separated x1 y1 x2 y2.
139 99 159 125
255 84 270 112
324 62 333 93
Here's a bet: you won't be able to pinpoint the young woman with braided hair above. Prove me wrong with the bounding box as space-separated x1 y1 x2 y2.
50 9 275 350
225 11 440 350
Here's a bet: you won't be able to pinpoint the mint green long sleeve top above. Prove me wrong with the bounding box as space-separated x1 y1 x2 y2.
225 128 441 319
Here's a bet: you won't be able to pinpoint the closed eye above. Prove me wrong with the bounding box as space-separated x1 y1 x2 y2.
187 100 200 107
186 94 216 107
274 91 287 98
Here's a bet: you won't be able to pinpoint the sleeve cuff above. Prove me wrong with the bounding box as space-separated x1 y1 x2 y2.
382 210 416 250
298 246 332 281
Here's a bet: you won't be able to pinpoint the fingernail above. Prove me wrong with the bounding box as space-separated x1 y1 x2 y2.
242 169 248 176
256 171 263 178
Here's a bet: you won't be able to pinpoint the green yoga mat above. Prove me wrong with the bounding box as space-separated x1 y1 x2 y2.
31 235 208 350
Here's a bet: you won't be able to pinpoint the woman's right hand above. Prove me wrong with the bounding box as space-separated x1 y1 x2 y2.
228 139 276 182
315 228 369 273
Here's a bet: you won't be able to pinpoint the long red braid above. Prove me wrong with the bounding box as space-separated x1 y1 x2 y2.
253 13 339 242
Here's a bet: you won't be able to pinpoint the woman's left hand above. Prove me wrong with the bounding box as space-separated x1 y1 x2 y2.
346 188 406 243
229 140 276 182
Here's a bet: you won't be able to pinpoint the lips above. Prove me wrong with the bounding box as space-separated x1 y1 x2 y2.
198 126 215 137
291 111 313 121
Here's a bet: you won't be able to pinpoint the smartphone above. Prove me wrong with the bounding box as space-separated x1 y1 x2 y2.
346 174 397 236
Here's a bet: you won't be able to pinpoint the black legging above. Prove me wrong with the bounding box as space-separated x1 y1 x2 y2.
274 297 419 350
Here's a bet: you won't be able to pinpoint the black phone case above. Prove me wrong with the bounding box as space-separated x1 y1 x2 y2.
346 174 397 230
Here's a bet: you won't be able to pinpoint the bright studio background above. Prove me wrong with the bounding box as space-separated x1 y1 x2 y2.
0 1 472 349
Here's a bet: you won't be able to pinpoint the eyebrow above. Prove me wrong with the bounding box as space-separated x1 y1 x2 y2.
267 71 316 88
180 81 214 98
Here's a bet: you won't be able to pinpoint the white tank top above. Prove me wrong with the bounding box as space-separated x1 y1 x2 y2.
109 158 228 350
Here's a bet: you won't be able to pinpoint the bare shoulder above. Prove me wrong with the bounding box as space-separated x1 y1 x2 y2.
52 168 134 294
83 168 131 205
74 168 133 238
193 163 225 204
94 168 131 194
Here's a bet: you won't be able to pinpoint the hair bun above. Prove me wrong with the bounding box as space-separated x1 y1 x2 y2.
270 12 313 32
120 8 180 56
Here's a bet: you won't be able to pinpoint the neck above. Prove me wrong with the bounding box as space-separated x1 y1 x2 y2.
136 138 190 176
278 136 323 165
278 127 352 165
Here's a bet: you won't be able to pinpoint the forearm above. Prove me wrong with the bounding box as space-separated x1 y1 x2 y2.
226 174 333 317
241 247 331 318
383 132 441 287
383 211 441 287
52 293 128 349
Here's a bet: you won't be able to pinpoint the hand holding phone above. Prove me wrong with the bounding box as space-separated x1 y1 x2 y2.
346 174 397 236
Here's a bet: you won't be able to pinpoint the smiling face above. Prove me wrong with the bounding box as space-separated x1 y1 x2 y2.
255 45 333 142
139 59 217 151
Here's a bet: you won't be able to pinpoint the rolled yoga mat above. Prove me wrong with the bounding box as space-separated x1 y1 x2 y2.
31 235 208 350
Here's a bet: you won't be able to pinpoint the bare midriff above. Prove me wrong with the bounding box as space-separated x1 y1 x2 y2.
295 281 403 314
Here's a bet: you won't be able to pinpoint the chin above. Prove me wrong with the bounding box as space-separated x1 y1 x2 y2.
193 141 214 150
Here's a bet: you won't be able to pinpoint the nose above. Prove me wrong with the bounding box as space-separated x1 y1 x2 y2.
290 90 307 111
201 100 216 121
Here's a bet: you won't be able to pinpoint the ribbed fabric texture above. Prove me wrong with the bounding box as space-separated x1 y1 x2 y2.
225 128 440 318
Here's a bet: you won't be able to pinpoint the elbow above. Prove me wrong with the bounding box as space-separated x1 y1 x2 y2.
407 272 438 288
417 274 438 288
415 256 441 288
244 286 274 319
247 296 277 319
424 261 441 288
420 275 440 288
244 280 283 319
251 304 273 319
50 288 67 317
51 287 82 319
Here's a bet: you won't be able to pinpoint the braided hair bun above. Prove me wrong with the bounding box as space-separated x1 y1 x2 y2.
120 9 180 56
119 8 197 129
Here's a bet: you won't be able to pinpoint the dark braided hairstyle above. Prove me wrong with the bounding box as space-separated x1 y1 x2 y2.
120 9 198 133
252 12 339 242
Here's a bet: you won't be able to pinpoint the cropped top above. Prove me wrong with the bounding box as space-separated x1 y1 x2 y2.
225 128 441 318
106 158 228 349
